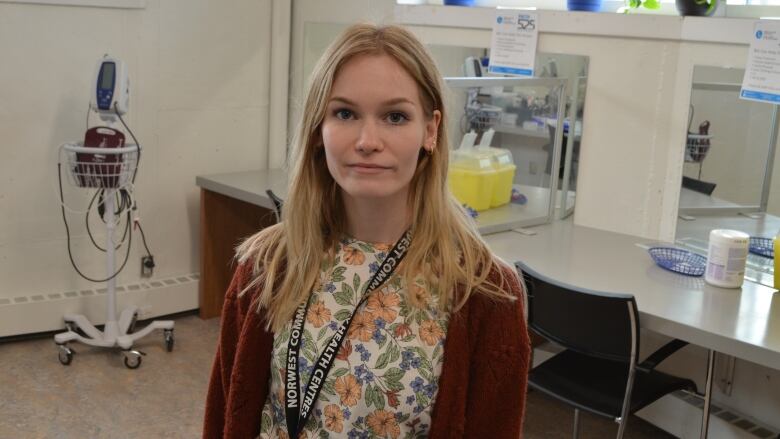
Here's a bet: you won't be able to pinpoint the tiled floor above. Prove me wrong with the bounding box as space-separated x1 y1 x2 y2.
0 313 674 438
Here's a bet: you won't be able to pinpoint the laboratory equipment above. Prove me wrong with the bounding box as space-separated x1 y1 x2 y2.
463 56 483 77
91 55 130 119
75 126 126 188
445 76 568 233
54 54 173 369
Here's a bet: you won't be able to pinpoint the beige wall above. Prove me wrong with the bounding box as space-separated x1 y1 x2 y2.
0 0 272 302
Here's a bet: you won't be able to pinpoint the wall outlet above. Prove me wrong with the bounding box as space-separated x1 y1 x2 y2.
141 256 155 277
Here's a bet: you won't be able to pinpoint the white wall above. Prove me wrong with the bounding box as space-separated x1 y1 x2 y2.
289 0 398 142
0 0 272 329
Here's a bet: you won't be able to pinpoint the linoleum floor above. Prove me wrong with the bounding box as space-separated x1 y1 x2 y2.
0 313 675 438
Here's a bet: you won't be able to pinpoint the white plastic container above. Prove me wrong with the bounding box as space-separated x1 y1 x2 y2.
704 229 749 288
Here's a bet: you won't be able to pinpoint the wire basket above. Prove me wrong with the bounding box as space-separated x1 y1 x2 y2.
467 107 502 131
648 247 707 277
684 133 713 164
749 237 774 259
62 142 139 189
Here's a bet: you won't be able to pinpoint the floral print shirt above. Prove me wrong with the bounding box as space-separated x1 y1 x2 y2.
258 236 450 439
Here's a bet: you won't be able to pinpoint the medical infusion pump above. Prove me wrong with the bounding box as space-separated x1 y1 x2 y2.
90 54 129 116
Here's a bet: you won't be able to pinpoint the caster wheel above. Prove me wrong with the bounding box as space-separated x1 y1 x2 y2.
123 350 144 369
164 329 175 352
58 345 73 366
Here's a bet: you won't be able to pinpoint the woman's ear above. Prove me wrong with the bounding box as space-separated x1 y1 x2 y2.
312 128 323 148
425 109 442 152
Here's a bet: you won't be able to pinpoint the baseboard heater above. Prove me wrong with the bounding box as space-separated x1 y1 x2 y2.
0 273 200 338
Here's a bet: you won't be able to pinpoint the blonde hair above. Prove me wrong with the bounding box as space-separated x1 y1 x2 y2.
237 23 517 332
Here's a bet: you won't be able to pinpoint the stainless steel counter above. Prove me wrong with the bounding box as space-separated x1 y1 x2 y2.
196 170 780 370
484 221 780 371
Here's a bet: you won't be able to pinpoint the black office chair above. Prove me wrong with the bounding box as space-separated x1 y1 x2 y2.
682 176 717 196
517 261 697 439
265 189 284 223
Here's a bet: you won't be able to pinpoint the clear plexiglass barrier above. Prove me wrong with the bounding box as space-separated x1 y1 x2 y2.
444 76 571 233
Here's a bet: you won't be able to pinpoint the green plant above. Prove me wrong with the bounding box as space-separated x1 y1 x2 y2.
626 0 717 13
626 0 661 10
694 0 718 14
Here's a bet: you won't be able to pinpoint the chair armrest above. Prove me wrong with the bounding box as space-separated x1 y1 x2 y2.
637 339 689 372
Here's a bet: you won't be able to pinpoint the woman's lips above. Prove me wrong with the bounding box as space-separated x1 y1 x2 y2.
349 163 391 174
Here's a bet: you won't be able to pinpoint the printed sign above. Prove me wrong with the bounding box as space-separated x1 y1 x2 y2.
488 10 539 77
741 21 780 105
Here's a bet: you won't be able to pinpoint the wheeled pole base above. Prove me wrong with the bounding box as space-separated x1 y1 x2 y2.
53 305 175 369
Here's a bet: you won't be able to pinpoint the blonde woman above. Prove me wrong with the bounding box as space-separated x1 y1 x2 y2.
203 23 531 439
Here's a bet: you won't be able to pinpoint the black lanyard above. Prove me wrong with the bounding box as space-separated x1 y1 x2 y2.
285 229 412 439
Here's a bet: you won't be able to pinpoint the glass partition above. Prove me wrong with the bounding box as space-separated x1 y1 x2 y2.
678 65 780 216
675 65 780 288
428 47 589 224
444 77 567 233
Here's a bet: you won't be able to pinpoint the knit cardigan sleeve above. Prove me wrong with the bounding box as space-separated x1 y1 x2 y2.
464 263 532 438
203 263 274 439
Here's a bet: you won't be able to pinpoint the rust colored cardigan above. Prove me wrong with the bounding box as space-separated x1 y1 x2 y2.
203 262 531 438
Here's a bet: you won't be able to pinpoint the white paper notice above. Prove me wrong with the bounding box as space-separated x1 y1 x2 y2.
740 21 780 105
488 10 538 77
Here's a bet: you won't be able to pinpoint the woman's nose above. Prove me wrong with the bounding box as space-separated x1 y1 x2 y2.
356 119 383 153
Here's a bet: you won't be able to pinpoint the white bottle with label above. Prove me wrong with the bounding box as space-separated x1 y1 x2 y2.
704 229 750 288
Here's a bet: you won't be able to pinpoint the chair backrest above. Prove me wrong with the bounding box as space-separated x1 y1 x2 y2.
682 176 717 196
265 189 284 224
517 261 640 363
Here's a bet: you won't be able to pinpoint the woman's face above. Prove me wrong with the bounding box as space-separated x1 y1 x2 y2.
320 53 441 205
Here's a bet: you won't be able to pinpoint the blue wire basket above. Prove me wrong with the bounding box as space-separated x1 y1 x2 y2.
749 237 774 259
647 247 707 277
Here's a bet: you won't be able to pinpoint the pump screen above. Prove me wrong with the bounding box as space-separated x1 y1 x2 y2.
101 63 115 90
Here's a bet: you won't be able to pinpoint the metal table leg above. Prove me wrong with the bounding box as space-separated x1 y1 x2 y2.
701 349 716 439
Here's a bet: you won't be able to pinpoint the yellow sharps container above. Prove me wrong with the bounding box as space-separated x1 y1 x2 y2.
471 129 517 208
480 146 516 208
448 132 496 211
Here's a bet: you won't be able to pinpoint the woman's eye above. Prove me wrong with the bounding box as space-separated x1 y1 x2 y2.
387 112 408 124
335 109 353 120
